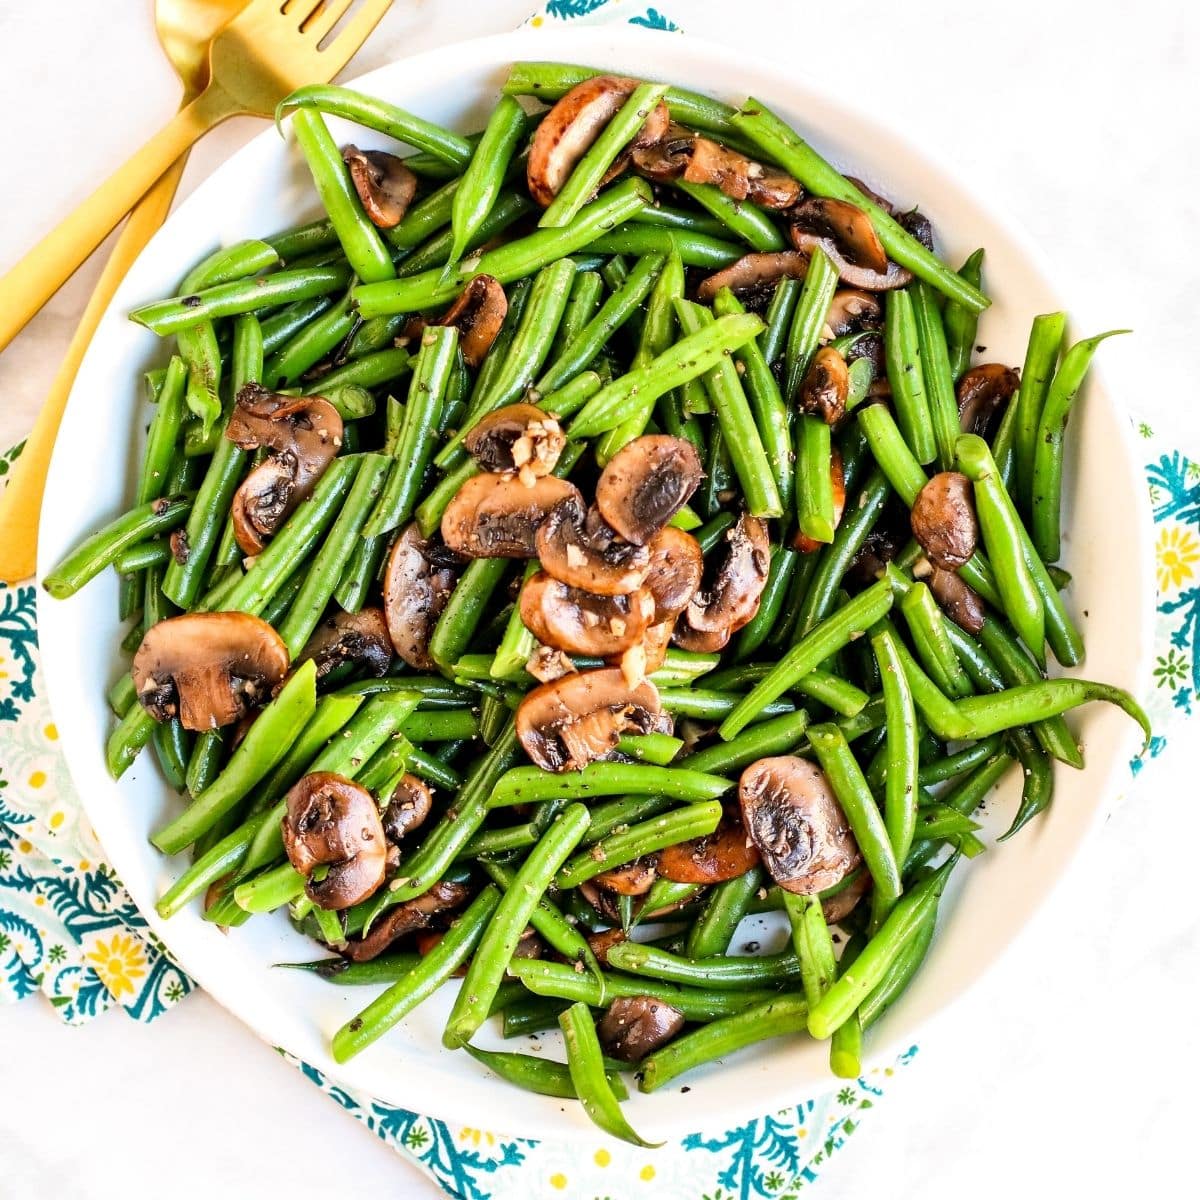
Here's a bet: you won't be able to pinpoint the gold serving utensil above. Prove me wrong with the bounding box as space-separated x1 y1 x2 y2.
0 0 391 583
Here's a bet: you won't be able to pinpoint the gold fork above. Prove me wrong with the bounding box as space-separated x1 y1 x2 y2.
0 0 391 356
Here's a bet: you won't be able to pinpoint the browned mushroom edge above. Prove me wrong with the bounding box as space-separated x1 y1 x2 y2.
593 857 658 895
657 803 760 884
798 345 850 424
342 145 418 229
823 289 883 339
793 447 846 554
696 251 810 304
225 384 343 554
738 756 862 894
526 644 579 683
675 514 770 652
382 773 434 866
281 772 388 911
515 667 668 772
434 275 508 369
340 880 472 962
788 198 913 291
383 525 459 669
911 471 979 571
922 561 986 634
527 75 669 207
520 572 656 658
463 403 566 484
957 363 1021 438
595 434 704 545
598 995 686 1063
535 494 651 595
442 472 581 558
297 608 392 686
132 612 289 732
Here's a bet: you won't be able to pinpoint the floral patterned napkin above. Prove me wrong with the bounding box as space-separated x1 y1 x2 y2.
2 1 1192 1193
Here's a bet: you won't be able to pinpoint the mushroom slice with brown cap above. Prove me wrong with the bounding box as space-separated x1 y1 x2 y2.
739 756 861 894
823 289 883 339
926 564 986 634
340 880 472 962
791 197 888 273
281 773 387 911
516 666 665 772
526 645 578 684
382 774 433 846
642 527 704 618
593 857 657 896
298 609 393 686
342 145 417 229
132 612 289 731
595 435 703 545
535 494 650 595
911 472 978 571
599 995 686 1064
465 403 566 484
798 346 850 424
657 804 760 884
527 75 670 207
675 514 770 652
226 384 343 554
696 251 810 304
520 572 656 657
957 363 1021 438
442 473 581 558
383 525 458 669
435 275 508 369
821 869 871 925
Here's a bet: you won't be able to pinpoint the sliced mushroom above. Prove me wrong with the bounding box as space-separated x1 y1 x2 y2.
642 527 704 618
788 197 912 291
798 346 850 424
675 514 770 652
225 384 343 554
593 857 657 896
340 880 472 962
898 208 935 251
526 645 578 683
132 612 289 731
821 869 871 925
598 995 686 1063
281 773 387 911
657 805 759 884
632 126 801 210
911 472 978 570
520 572 656 656
442 473 581 558
298 609 392 685
535 494 650 595
639 618 676 675
464 403 565 483
382 774 434 845
957 363 1020 438
926 564 986 634
585 926 628 965
595 435 703 545
793 448 846 555
739 756 861 894
342 145 417 229
527 75 670 207
696 251 810 304
516 666 666 772
435 275 508 369
383 525 458 669
823 289 883 339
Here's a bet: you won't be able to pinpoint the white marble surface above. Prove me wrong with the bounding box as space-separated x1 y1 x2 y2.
1 1 1199 1197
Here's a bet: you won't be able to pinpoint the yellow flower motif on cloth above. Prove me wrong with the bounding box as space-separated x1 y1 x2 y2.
1157 525 1200 593
458 1127 495 1147
86 932 147 1000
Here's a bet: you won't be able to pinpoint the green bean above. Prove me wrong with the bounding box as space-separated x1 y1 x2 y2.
406 746 464 791
784 245 838 401
943 249 985 380
398 709 479 744
784 891 837 1010
957 433 1045 662
905 755 1012 876
858 900 938 1029
884 288 936 465
615 733 684 765
151 719 189 792
399 189 535 278
916 735 1004 786
633 878 703 928
304 347 411 394
600 254 630 291
871 625 920 886
490 762 729 809
910 281 960 471
1000 727 1055 841
630 202 729 240
444 805 591 1049
1013 311 1067 516
796 414 835 544
137 355 188 505
112 542 173 575
658 688 794 723
683 710 810 777
687 866 765 959
551 269 605 360
177 319 223 436
267 217 340 264
761 276 801 368
501 996 571 1038
254 693 366 807
151 661 318 855
185 729 225 797
808 723 902 904
536 253 664 394
275 953 422 984
105 702 156 778
353 178 651 316
464 1044 629 1102
354 732 416 794
584 224 741 268
278 455 391 655
428 557 508 671
913 804 980 840
334 531 388 613
675 179 786 251
542 82 669 229
990 386 1021 494
1030 330 1128 562
256 568 303 628
263 290 354 387
899 581 973 699
578 794 676 844
559 1001 660 1147
604 940 801 991
43 494 193 599
730 101 989 312
637 993 809 1093
131 265 353 336
233 860 307 913
730 547 796 662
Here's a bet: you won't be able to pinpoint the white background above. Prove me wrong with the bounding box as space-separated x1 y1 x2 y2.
1 1 1198 1197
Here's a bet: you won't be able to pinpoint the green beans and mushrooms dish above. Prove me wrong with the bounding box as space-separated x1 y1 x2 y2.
44 63 1147 1144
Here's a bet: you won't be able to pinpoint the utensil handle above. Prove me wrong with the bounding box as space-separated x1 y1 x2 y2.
0 86 229 355
0 153 191 585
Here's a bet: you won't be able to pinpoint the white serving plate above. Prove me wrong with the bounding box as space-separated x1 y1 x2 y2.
36 26 1154 1143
